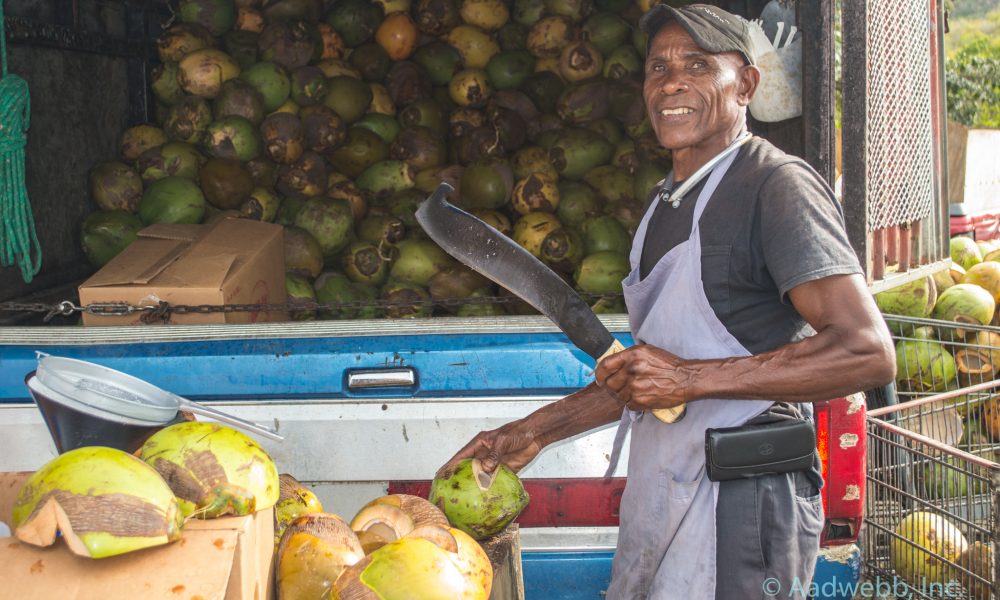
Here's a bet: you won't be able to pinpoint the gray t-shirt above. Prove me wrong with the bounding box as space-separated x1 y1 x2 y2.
638 137 862 355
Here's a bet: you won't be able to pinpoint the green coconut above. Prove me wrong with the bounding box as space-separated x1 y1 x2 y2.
932 267 957 294
151 63 186 106
389 239 456 286
581 215 630 256
240 186 280 222
294 198 354 259
556 181 601 228
895 339 957 393
932 284 996 329
634 162 670 203
511 146 558 182
286 273 318 321
603 45 642 80
315 272 378 320
354 113 401 146
333 528 492 598
575 251 629 295
357 160 417 199
179 0 236 36
951 236 983 271
165 96 214 144
921 455 978 498
541 227 584 273
326 0 384 47
429 458 529 540
199 158 254 211
240 61 291 112
890 512 968 586
274 474 325 546
582 12 630 55
89 161 143 213
204 115 262 161
323 76 374 124
80 210 144 267
962 261 1000 302
284 225 324 278
139 421 279 519
12 447 183 559
178 49 242 99
381 280 433 318
120 124 168 163
137 142 204 184
512 212 562 258
874 276 937 333
428 265 493 310
343 241 393 287
548 127 614 181
138 176 206 225
277 513 364 600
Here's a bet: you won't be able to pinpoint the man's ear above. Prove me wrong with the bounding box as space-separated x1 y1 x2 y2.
737 64 761 106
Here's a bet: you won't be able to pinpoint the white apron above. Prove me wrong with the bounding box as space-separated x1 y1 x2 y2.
606 149 773 599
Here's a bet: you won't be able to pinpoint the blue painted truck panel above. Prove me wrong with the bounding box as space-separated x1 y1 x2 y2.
521 546 862 600
0 331 623 402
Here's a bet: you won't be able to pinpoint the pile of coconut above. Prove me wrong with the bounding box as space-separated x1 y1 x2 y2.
275 458 528 599
8 420 528 599
876 237 1000 405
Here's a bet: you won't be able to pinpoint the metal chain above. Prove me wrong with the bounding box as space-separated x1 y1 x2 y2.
0 293 626 323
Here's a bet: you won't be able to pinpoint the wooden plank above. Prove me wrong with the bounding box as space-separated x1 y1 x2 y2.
483 524 524 600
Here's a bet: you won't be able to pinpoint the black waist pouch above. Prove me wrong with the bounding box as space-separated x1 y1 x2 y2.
705 414 816 482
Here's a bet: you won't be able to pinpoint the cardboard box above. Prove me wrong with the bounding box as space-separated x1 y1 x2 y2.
79 218 288 326
0 472 274 600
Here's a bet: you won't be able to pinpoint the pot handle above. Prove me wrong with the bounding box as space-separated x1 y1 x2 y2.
174 397 284 442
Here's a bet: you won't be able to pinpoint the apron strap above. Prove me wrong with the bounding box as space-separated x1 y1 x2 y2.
604 408 634 478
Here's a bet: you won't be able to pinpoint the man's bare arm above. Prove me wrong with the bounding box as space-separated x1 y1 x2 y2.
437 382 623 476
597 274 895 408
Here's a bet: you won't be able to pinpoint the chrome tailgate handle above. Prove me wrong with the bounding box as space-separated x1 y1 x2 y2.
347 368 417 389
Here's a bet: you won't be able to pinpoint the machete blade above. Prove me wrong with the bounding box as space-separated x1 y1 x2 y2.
415 183 616 361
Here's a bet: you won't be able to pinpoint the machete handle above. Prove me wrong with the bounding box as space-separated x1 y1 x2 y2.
596 339 687 424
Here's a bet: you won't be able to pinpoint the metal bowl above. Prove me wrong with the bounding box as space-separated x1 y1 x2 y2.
25 373 177 454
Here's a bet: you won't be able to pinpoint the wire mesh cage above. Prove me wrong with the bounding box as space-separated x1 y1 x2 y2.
862 315 1000 598
884 315 1000 455
865 415 998 599
841 0 950 288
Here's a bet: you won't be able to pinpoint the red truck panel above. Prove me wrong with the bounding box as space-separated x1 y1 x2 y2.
392 396 868 546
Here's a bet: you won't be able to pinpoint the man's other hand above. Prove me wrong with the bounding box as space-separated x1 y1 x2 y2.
595 345 692 411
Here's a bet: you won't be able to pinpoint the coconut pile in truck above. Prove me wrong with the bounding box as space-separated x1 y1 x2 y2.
0 0 949 597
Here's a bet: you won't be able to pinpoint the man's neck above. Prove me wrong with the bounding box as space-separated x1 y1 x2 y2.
671 126 748 181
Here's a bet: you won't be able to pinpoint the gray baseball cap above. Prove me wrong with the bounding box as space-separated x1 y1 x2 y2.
639 3 757 65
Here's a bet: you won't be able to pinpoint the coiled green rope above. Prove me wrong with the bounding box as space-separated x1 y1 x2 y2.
0 0 41 282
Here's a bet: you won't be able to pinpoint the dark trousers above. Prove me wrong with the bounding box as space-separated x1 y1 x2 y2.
715 469 824 599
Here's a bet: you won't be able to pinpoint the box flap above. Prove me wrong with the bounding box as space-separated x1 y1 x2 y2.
157 251 238 290
137 223 204 242
81 238 190 287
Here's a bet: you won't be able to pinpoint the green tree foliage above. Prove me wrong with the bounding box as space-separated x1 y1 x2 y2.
946 37 1000 128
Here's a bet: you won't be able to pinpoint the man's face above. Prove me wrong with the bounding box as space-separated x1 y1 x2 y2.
643 21 754 153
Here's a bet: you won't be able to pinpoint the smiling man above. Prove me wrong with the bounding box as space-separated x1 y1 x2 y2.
438 4 894 599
